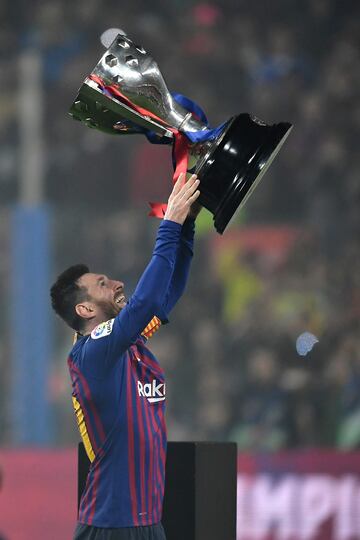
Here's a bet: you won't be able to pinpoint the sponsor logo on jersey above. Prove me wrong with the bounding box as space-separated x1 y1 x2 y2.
91 318 115 340
137 379 166 403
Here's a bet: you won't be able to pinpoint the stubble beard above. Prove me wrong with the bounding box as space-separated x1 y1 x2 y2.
95 299 121 321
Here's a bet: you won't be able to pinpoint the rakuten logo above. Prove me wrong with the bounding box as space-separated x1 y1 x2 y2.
137 380 166 403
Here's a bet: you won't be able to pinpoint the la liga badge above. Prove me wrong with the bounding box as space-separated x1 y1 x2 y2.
91 318 115 339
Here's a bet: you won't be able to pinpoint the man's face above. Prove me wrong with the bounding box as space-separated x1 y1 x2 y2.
77 272 126 322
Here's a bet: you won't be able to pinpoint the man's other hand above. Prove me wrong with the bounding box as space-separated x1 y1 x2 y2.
164 173 200 225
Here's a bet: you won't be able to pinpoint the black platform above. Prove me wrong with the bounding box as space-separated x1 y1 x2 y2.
78 441 237 539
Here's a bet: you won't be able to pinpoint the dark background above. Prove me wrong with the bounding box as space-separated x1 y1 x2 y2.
0 0 359 451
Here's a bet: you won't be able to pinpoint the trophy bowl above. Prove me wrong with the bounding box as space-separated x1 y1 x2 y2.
70 33 292 233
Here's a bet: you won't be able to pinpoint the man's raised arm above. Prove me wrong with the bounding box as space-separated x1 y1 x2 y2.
161 199 202 316
85 174 200 360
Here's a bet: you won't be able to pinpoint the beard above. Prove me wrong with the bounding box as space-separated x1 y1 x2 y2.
95 299 121 321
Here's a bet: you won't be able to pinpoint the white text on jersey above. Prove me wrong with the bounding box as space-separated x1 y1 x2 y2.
137 380 166 403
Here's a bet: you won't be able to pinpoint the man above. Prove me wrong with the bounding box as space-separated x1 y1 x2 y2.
50 173 200 540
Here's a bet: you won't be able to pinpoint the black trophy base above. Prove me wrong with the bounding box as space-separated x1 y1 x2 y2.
196 113 293 234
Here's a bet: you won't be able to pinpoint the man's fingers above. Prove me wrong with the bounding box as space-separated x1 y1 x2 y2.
169 174 197 204
171 172 186 197
164 173 201 224
180 176 200 201
186 174 198 186
188 190 201 205
168 173 185 203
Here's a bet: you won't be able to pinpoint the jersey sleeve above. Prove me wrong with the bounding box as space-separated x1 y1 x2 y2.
79 220 181 375
161 217 195 316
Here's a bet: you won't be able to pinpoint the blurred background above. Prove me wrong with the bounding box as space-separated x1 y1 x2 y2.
0 0 359 538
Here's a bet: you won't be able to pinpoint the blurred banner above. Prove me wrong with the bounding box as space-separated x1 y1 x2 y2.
0 449 77 540
1 450 360 539
237 452 360 540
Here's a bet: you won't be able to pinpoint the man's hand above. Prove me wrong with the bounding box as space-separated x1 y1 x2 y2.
164 173 200 225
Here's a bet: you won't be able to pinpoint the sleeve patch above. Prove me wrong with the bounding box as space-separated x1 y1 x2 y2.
141 316 162 339
91 318 115 340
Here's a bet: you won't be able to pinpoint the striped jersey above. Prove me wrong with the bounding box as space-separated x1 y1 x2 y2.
67 219 195 528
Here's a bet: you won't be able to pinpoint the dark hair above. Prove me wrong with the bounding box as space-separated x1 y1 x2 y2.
50 264 90 331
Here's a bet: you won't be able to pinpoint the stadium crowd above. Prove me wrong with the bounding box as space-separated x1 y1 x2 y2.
0 0 359 451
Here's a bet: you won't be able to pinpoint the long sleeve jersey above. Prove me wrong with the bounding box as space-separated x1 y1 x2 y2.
68 219 195 528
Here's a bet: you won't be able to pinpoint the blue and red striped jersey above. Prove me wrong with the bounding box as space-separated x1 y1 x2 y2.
67 219 195 528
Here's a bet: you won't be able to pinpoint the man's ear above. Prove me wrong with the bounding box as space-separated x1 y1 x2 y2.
75 302 95 320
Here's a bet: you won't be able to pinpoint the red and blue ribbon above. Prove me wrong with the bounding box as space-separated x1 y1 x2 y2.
88 74 226 217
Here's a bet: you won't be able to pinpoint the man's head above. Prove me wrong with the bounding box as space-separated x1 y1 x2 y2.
50 264 126 333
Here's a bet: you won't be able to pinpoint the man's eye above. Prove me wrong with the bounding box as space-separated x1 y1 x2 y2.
100 281 105 286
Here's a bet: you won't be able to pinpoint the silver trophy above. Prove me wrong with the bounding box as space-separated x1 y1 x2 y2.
70 33 292 233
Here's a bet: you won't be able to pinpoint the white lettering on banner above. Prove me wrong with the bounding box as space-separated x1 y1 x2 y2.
237 474 360 540
334 476 359 540
237 475 299 540
256 475 298 539
300 476 335 540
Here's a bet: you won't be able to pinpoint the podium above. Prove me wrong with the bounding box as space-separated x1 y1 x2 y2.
78 441 237 540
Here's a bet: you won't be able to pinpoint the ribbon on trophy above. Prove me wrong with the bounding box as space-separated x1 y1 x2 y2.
89 73 226 218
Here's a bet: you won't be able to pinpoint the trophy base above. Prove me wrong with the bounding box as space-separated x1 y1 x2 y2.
196 114 293 234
